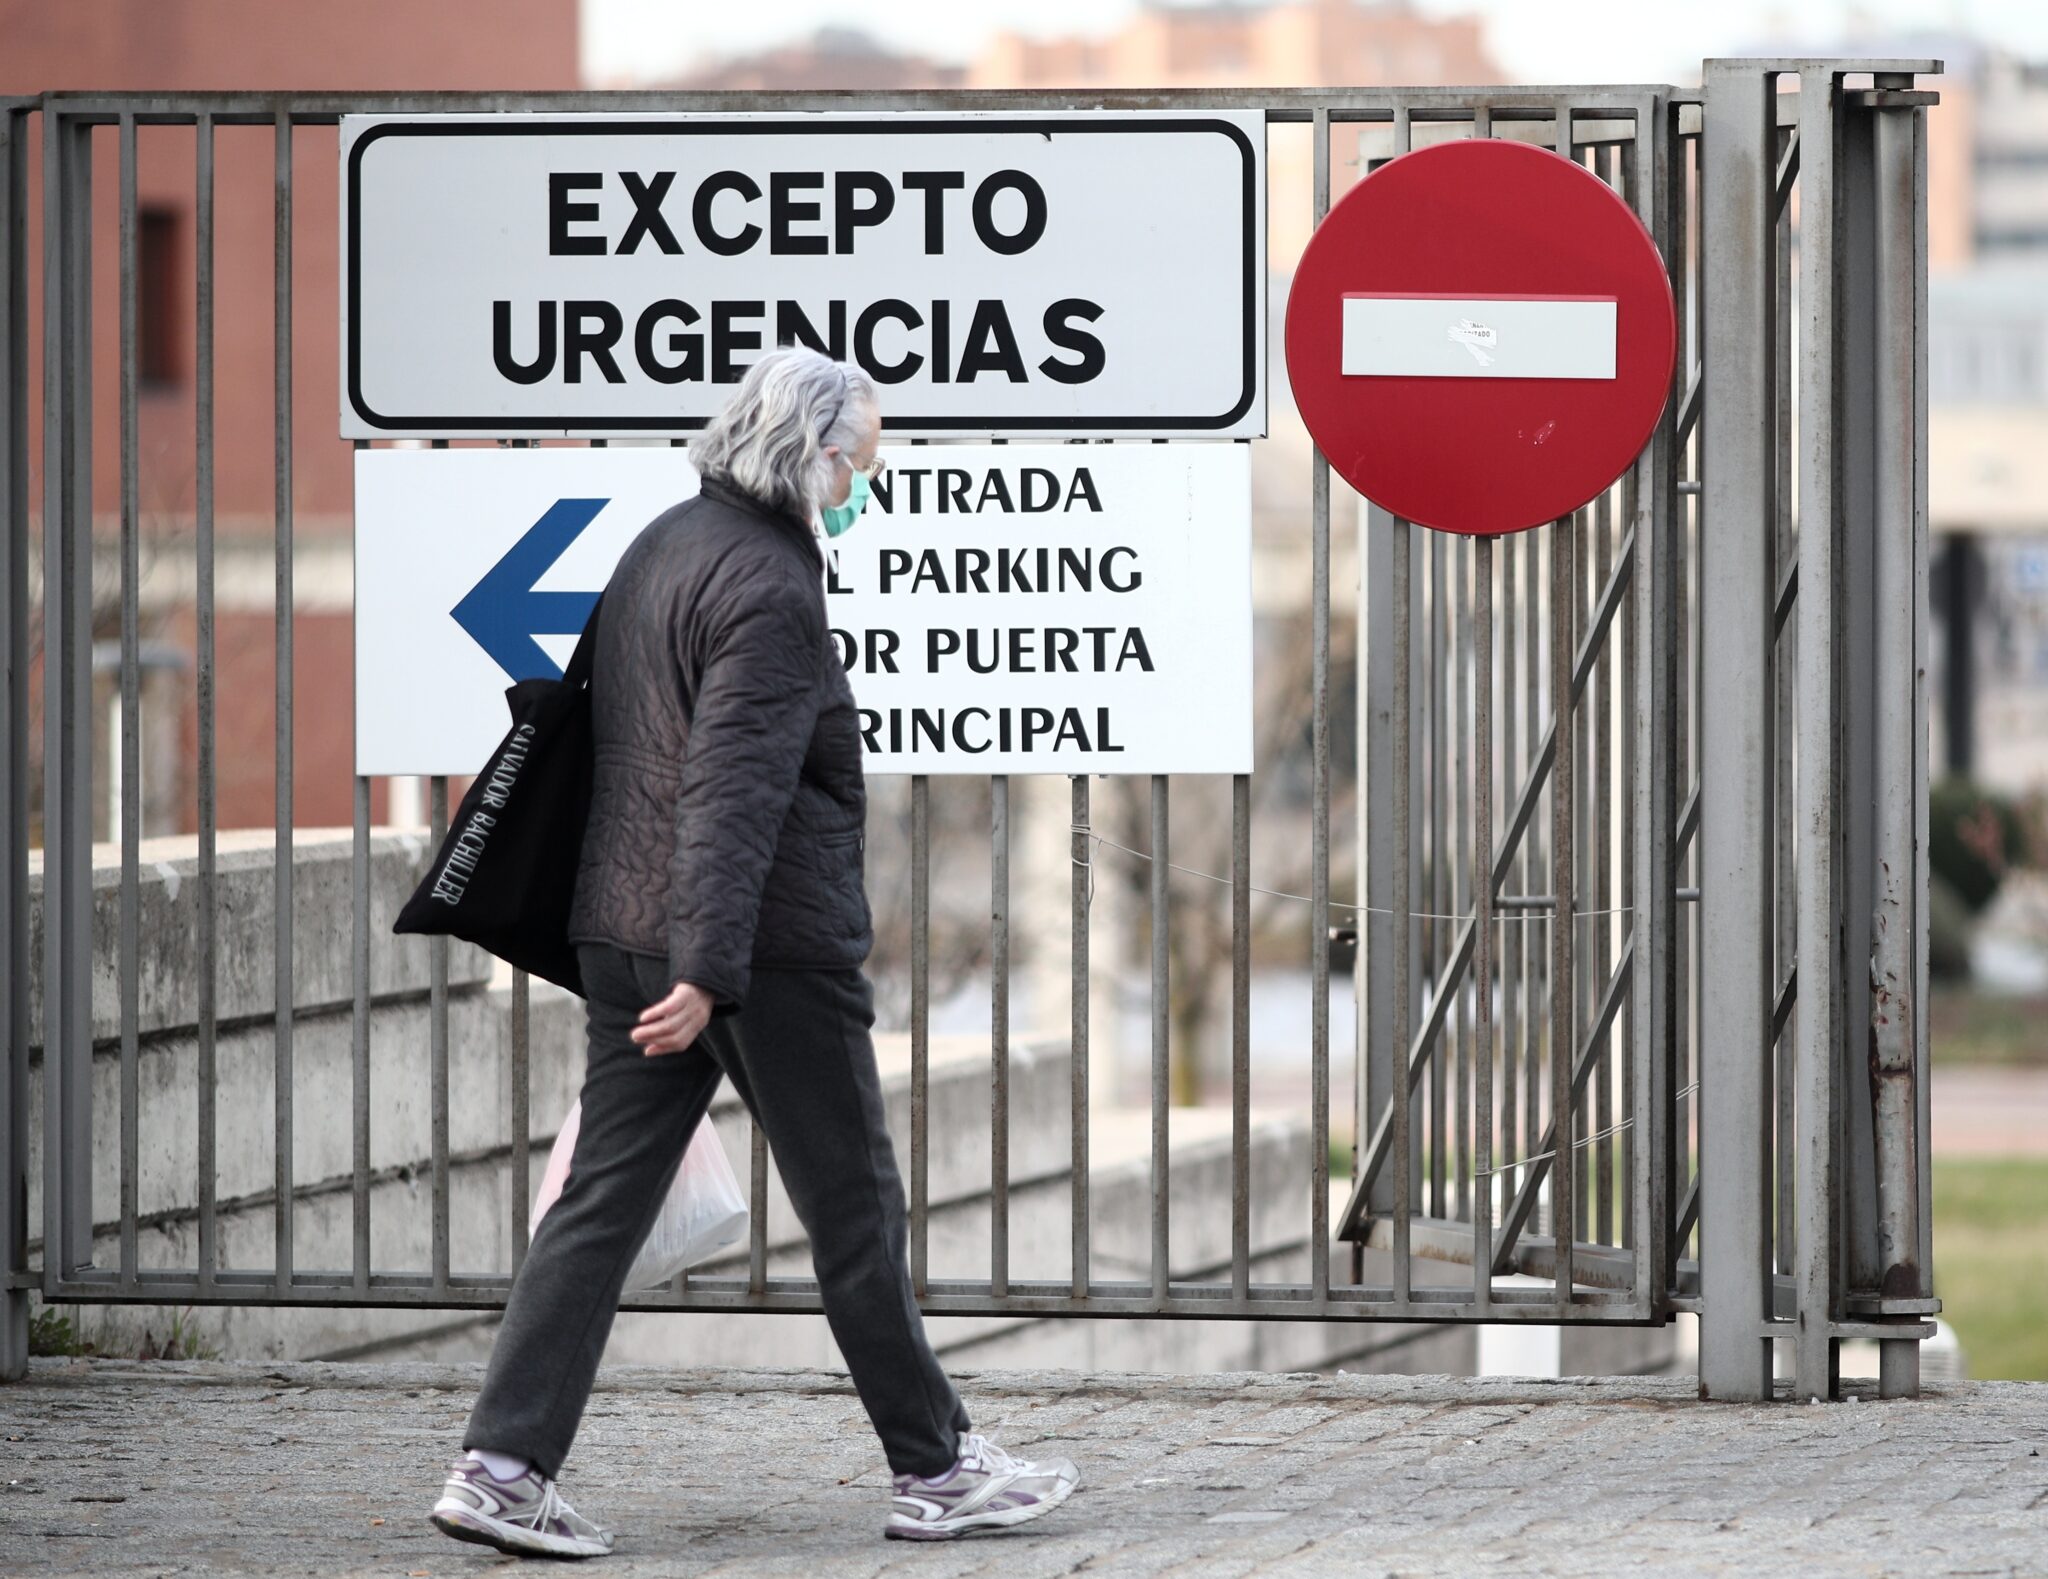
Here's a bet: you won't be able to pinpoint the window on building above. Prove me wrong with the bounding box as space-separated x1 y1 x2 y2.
139 206 181 388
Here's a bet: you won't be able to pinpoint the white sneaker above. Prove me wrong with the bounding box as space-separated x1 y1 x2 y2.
886 1432 1080 1541
431 1456 614 1559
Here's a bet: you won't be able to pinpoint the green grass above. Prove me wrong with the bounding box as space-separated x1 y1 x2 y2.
1930 988 2048 1068
1934 1156 2048 1380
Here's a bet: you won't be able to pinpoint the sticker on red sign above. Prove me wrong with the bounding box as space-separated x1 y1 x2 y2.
1285 138 1678 537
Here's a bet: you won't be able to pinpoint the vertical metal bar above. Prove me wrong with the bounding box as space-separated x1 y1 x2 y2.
352 775 371 1293
1373 101 1413 1262
1363 506 1398 1224
195 112 217 1294
990 775 1010 1298
1616 141 1638 1257
117 113 140 1289
1452 536 1470 1225
910 775 929 1297
1499 531 1520 1205
1910 92 1936 1338
1526 525 1543 1199
1841 97 1888 1330
1472 538 1494 1308
1772 118 1799 1281
1309 105 1332 1300
1672 108 1697 1259
1551 75 1582 1298
511 968 531 1276
1868 86 1926 1396
44 113 94 1286
1391 513 1414 1301
1428 530 1447 1218
1149 775 1169 1303
0 103 31 1376
1697 61 1778 1400
1791 65 1847 1402
1631 93 1675 1305
1549 512 1576 1303
1231 771 1251 1299
429 777 450 1291
1574 504 1592 1247
1592 147 1616 1249
272 109 295 1296
748 1121 768 1296
1071 774 1090 1300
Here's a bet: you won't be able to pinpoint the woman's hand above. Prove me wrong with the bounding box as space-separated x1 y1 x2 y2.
632 981 715 1056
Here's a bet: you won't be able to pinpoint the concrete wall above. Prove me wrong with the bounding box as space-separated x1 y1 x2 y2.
24 830 1673 1381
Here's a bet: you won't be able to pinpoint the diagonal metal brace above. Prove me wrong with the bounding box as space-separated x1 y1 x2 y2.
1488 933 1635 1273
1337 525 1635 1245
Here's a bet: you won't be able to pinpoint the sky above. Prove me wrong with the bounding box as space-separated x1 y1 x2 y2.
582 0 2038 88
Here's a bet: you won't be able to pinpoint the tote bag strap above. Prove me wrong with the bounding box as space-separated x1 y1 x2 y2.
563 593 606 689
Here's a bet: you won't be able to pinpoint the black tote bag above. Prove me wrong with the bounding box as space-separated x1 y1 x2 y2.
393 596 603 996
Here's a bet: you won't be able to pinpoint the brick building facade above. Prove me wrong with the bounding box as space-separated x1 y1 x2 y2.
3 0 580 835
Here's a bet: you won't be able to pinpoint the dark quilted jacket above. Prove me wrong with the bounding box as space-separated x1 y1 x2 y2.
566 475 872 1008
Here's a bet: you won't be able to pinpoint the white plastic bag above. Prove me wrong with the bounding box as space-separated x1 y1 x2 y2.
529 1100 749 1291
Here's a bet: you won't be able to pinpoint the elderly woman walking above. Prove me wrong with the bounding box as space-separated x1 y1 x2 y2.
429 347 1080 1558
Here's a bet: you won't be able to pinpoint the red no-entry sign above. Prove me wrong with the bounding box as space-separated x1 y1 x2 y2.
1285 138 1677 537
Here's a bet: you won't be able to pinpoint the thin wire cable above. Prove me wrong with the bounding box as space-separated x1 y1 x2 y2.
1070 826 1636 924
1475 1083 1700 1178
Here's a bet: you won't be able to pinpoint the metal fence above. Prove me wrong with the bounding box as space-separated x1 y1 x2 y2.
1 62 1940 1401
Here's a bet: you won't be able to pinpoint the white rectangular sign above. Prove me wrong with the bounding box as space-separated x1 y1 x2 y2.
354 445 1252 777
1341 294 1617 379
341 113 1266 439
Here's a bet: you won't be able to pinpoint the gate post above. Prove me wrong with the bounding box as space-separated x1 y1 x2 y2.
1835 72 1937 1400
1696 60 1778 1402
1 100 30 1382
40 110 95 1294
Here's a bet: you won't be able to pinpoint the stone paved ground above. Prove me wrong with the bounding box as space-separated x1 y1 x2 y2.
2 1360 2044 1577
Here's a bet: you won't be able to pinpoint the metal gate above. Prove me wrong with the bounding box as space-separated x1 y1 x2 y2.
2 60 1940 1402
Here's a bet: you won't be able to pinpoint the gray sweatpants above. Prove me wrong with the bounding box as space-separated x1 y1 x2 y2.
463 943 969 1480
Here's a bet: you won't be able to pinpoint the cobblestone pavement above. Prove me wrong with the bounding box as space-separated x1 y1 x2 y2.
3 1359 2044 1577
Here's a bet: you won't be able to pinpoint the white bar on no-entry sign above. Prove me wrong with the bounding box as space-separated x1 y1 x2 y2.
1341 295 1617 380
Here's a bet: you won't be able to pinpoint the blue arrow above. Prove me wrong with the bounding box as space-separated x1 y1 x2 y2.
452 497 608 682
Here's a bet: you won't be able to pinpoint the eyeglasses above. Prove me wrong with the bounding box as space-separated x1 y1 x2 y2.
848 451 889 482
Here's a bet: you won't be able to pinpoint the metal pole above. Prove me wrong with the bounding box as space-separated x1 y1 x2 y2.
1149 775 1169 1304
1791 64 1848 1403
1072 774 1091 1300
1631 90 1676 1308
1231 772 1250 1299
910 775 929 1297
1697 61 1777 1401
1363 501 1399 1225
1868 81 1930 1398
1472 538 1494 1309
42 113 94 1289
0 104 29 1378
195 111 218 1295
1309 105 1332 1301
273 109 296 1297
990 775 1009 1299
1392 511 1413 1300
1548 511 1575 1304
116 113 140 1292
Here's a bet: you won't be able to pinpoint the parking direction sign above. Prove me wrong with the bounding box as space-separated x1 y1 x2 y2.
341 113 1266 439
1284 138 1678 536
355 445 1252 777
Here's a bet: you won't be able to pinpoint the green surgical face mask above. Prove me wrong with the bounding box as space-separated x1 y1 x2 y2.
821 470 871 538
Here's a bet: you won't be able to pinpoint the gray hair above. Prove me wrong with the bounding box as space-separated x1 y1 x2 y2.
689 347 878 521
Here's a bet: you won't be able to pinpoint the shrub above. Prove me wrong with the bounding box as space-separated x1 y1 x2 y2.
1928 873 1975 981
1929 778 2023 915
